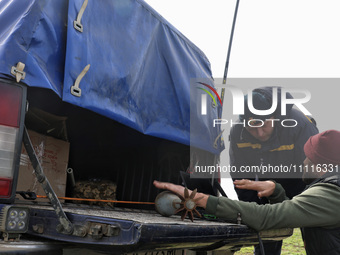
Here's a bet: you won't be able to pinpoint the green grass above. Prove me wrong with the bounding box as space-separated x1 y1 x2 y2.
235 228 306 255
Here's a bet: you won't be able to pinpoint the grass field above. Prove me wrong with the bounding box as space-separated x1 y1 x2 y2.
235 228 306 255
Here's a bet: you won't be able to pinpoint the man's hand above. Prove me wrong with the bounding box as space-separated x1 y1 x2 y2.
234 179 276 198
153 180 209 208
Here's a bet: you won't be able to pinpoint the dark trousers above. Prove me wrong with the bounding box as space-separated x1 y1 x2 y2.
254 240 283 255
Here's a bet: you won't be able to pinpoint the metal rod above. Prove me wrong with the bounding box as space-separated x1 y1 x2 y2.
23 127 74 234
219 0 241 118
223 0 241 85
67 168 75 188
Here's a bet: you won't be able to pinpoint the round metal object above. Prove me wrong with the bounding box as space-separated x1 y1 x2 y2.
155 191 181 217
184 200 195 210
155 188 203 222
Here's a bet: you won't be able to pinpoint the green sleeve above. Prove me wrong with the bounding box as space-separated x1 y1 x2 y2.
267 182 289 204
205 183 340 231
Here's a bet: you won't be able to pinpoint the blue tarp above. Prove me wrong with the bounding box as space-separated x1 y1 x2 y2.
0 0 223 154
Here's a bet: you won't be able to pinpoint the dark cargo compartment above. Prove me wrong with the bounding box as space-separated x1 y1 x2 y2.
24 88 217 209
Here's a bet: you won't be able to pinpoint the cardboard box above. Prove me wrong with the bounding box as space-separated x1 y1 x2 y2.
16 130 70 200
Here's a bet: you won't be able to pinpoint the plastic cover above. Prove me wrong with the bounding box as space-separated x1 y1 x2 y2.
0 0 223 154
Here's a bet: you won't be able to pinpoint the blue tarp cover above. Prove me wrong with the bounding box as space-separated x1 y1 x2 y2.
0 0 223 154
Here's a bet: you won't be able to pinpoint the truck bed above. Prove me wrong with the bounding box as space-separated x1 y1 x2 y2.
25 203 230 225
14 202 292 254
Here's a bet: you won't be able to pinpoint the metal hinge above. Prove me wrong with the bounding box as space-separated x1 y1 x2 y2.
11 62 26 83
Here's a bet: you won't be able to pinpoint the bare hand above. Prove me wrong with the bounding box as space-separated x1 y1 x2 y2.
234 179 275 198
153 180 209 208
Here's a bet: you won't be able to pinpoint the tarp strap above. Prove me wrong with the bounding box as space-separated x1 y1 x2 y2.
11 62 26 83
71 64 90 97
73 0 88 32
214 130 224 149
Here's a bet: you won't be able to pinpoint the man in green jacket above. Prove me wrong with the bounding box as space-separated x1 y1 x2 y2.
154 130 340 255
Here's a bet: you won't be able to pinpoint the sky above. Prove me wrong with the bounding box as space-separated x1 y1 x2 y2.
145 0 340 78
144 0 340 199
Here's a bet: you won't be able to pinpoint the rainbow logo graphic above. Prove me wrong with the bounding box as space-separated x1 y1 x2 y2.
196 82 222 106
196 82 222 115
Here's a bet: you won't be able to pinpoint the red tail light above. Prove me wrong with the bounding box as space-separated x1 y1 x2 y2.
0 84 22 128
0 178 12 197
0 80 26 202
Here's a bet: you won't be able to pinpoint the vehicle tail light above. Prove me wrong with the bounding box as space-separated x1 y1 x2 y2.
0 80 26 202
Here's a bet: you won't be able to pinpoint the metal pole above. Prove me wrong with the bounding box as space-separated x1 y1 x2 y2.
223 0 240 85
219 0 241 118
214 0 241 196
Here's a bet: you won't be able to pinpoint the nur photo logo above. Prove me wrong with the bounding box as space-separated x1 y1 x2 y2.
196 82 222 115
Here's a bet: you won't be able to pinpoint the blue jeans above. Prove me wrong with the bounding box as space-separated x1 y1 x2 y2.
254 240 283 255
